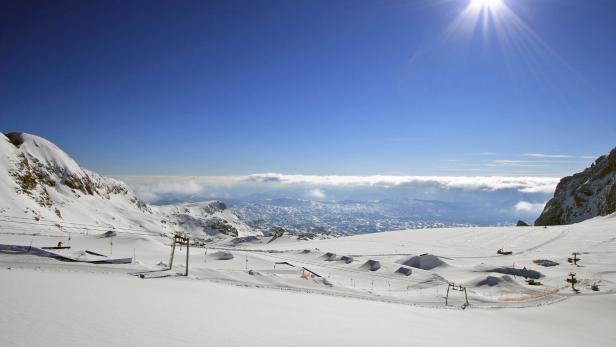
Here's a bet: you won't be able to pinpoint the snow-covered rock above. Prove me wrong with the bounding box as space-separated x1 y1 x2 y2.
535 147 616 226
0 132 258 238
156 201 255 237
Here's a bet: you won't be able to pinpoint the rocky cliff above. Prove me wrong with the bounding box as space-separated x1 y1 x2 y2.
535 147 616 226
0 132 257 238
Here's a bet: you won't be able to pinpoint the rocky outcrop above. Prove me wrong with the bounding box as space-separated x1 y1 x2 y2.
156 201 257 238
516 220 529 227
535 147 616 226
202 201 227 214
1 132 258 239
5 132 151 214
203 217 239 237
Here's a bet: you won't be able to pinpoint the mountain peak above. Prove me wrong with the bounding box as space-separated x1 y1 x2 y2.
0 132 258 238
5 132 25 147
4 132 85 177
535 147 616 226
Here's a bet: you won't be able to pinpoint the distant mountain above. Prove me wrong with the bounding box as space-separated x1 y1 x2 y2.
0 132 257 238
535 147 616 226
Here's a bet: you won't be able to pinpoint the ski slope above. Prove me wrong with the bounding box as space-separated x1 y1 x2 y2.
1 213 615 346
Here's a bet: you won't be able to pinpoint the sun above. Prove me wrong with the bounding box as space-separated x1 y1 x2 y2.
470 0 503 10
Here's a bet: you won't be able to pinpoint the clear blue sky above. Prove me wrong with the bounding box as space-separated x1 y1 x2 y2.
1 0 615 176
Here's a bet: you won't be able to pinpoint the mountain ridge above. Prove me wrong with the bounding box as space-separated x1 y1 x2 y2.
0 132 257 238
535 147 616 226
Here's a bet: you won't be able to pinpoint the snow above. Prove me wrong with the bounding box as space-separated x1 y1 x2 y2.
0 133 256 239
18 133 86 177
1 214 615 345
156 201 257 237
1 133 615 345
0 265 614 346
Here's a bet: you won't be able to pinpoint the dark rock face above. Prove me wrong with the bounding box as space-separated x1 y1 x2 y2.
5 132 24 147
204 217 238 237
268 226 286 238
202 201 227 214
516 220 529 227
535 147 616 226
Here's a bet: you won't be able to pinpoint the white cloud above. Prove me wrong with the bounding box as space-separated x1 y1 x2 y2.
523 153 597 160
246 174 559 194
514 201 546 213
120 177 209 203
119 174 560 203
493 160 536 164
465 152 497 156
489 159 577 167
489 160 548 167
306 188 326 199
523 153 572 158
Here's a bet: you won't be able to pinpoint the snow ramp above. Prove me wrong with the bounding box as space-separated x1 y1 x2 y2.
400 254 447 270
0 244 132 264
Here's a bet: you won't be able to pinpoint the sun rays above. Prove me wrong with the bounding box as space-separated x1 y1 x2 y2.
406 0 578 99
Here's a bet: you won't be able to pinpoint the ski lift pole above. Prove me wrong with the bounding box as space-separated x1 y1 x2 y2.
169 236 177 269
464 287 469 307
185 234 189 276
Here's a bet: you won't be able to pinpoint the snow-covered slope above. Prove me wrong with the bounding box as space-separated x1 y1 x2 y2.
535 147 616 226
0 132 257 238
1 133 614 346
157 201 254 237
1 212 615 346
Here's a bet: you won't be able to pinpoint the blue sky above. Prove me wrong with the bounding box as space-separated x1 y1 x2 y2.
1 0 615 176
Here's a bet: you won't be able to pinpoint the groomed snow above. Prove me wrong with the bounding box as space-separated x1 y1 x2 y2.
1 214 615 346
1 268 614 347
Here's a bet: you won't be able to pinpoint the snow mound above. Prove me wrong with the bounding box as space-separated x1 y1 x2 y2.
400 254 447 270
339 255 354 264
395 267 413 276
211 251 234 260
360 260 381 271
476 266 543 279
533 259 559 267
322 252 337 261
465 275 545 299
98 230 117 238
230 236 260 245
474 275 516 287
